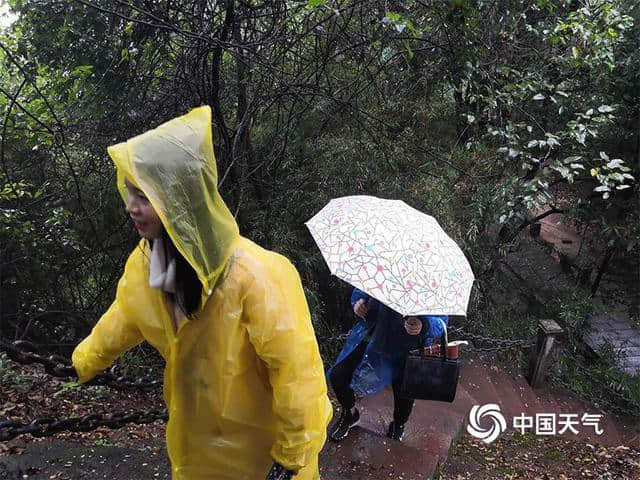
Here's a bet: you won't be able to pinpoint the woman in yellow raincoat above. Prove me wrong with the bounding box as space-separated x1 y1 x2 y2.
72 106 332 480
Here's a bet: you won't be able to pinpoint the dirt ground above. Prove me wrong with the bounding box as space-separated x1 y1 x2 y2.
438 431 640 480
0 356 169 479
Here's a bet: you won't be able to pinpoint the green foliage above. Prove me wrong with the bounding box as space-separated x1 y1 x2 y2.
306 0 327 8
0 1 637 390
551 350 640 420
84 385 109 400
455 1 635 226
53 380 80 398
93 439 114 447
558 296 597 346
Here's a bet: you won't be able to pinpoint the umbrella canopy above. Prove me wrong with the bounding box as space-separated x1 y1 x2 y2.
305 195 474 316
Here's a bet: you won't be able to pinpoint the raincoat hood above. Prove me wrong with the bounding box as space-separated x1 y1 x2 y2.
107 105 239 297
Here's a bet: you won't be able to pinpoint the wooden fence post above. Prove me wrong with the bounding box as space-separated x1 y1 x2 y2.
528 319 564 388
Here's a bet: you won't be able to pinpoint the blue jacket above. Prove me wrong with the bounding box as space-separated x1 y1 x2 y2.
328 288 448 396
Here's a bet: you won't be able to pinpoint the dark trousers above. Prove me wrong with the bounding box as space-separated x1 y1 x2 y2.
328 341 415 425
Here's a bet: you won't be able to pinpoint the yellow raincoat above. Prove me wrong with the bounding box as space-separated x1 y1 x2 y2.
72 106 332 479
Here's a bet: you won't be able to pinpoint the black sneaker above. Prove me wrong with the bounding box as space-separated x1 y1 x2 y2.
387 420 405 441
329 407 360 441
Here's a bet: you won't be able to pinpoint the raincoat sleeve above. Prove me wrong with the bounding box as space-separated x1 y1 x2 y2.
420 315 449 346
72 251 145 383
350 288 369 306
244 255 330 473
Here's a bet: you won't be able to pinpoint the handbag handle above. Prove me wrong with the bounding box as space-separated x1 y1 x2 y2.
439 319 449 359
418 317 449 359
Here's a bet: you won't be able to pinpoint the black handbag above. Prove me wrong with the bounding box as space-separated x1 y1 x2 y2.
399 324 460 402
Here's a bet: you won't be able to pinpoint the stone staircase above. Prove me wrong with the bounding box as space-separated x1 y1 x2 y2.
584 310 640 375
318 352 639 480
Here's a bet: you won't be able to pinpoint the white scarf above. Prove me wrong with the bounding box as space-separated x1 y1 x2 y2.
149 240 177 293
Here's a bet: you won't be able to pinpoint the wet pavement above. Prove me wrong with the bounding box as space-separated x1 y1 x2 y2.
584 310 640 375
0 439 170 480
321 352 640 479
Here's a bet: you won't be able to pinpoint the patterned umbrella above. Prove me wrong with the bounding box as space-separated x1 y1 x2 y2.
305 195 474 316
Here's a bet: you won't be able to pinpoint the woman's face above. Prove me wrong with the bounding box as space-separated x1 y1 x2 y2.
124 179 163 239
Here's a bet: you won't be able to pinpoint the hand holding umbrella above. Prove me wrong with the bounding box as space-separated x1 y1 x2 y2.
404 317 422 336
353 298 369 319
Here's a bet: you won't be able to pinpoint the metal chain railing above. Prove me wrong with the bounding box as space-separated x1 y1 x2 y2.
0 325 536 442
0 340 162 390
2 328 536 390
0 340 166 441
448 327 537 353
0 409 168 442
319 327 536 353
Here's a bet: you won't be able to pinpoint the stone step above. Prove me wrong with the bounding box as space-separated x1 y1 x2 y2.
319 352 640 479
475 368 636 447
458 355 536 421
319 425 437 479
582 312 640 375
355 385 474 467
458 357 503 408
487 365 536 421
401 386 476 461
505 366 547 413
459 354 636 447
618 357 640 375
584 330 640 349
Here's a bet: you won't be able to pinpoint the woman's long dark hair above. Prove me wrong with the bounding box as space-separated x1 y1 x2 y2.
153 231 202 317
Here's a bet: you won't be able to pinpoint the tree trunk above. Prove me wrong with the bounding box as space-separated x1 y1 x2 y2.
590 242 617 298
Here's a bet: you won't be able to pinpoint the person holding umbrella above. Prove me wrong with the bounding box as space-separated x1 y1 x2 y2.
327 288 448 441
305 195 475 442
